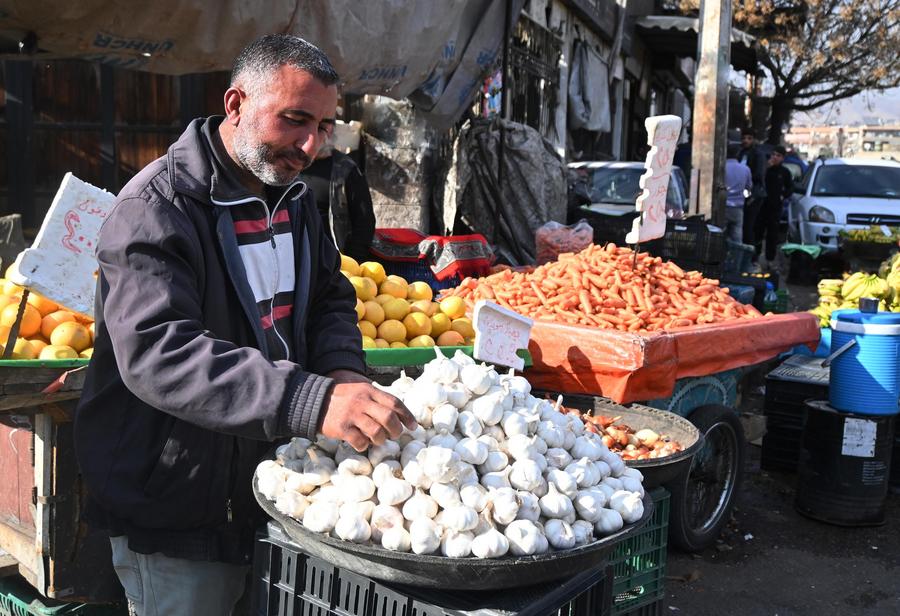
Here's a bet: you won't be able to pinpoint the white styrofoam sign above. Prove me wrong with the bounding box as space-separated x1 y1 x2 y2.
11 173 115 318
842 417 877 458
472 300 533 371
625 114 683 245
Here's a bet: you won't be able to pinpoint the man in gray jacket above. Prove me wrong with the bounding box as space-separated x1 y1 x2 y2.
74 35 414 615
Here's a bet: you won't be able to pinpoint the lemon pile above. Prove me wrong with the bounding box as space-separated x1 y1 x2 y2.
0 263 94 360
341 255 475 350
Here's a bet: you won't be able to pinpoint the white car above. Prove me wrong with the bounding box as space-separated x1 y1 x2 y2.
788 157 900 251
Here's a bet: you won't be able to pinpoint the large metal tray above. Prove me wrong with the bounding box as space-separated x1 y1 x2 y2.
561 395 704 488
253 475 653 590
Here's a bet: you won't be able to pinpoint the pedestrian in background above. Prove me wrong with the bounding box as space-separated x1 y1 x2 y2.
754 145 794 269
738 128 767 250
724 143 752 244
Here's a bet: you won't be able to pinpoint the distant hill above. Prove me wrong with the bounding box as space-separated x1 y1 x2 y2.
795 87 899 126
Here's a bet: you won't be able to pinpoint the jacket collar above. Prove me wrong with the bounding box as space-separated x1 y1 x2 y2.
167 116 307 207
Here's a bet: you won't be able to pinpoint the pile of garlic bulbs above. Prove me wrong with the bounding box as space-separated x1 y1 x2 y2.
256 349 645 559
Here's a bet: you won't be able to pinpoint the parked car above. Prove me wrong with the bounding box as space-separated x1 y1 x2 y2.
567 161 689 219
787 157 900 251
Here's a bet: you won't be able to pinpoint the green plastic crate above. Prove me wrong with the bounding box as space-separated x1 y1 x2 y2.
610 488 669 616
0 577 125 616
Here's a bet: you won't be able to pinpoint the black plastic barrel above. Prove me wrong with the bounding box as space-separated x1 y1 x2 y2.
891 430 900 495
795 400 895 526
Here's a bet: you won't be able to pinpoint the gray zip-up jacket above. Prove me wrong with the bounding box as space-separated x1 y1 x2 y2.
74 117 365 563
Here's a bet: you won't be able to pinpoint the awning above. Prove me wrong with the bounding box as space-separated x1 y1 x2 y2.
635 16 757 73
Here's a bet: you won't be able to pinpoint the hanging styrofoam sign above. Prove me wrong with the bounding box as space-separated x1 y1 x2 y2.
10 173 115 318
472 300 533 371
625 114 683 244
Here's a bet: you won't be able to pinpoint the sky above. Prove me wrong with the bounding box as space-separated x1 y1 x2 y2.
795 87 900 126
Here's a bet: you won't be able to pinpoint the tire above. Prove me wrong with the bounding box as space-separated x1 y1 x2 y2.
667 404 745 552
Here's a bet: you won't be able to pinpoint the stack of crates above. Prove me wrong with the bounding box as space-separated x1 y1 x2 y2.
609 488 670 616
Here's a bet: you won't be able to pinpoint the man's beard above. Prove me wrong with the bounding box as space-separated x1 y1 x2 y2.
233 123 311 186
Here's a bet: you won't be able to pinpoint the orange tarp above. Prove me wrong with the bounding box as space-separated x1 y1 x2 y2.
526 312 820 403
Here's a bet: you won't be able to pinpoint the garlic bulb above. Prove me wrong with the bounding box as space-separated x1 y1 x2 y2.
307 484 344 504
367 441 401 466
429 483 462 509
455 438 489 465
457 411 483 438
445 383 472 409
275 490 309 518
460 364 492 395
409 518 442 555
544 519 577 550
477 434 501 453
302 501 339 533
537 421 566 449
562 429 577 451
334 442 360 465
401 460 433 490
372 461 401 486
402 489 439 521
437 504 479 531
453 461 479 487
567 414 585 436
509 459 543 491
545 468 579 498
571 434 607 461
398 424 428 448
539 483 576 521
501 411 529 437
572 520 594 546
594 460 612 482
314 436 340 455
401 441 427 467
504 519 547 556
621 466 644 482
533 477 549 498
332 473 376 503
515 491 541 522
602 450 626 478
471 392 504 426
452 350 476 367
424 348 460 385
489 489 520 525
574 488 609 523
377 476 414 506
428 431 459 450
602 476 625 491
501 371 532 402
284 470 316 495
609 490 644 524
370 505 405 542
334 513 372 543
381 526 412 552
621 476 645 497
460 483 489 512
407 401 433 429
340 500 375 522
471 526 509 559
303 451 335 486
441 530 474 558
257 465 288 501
566 457 601 488
594 483 617 502
504 434 537 461
391 370 415 395
529 452 549 472
432 404 459 433
482 424 506 442
338 455 373 476
417 447 461 483
480 467 512 490
594 508 624 536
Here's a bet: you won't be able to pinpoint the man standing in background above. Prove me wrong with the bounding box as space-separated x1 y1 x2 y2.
724 143 752 244
738 128 767 249
754 145 794 269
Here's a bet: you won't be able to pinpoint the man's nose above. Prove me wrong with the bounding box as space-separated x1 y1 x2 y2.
297 129 323 157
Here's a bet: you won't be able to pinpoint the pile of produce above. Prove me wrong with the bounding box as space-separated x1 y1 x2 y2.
341 255 475 349
839 225 900 244
810 255 900 326
441 243 762 333
256 349 645 559
0 263 94 360
565 407 684 461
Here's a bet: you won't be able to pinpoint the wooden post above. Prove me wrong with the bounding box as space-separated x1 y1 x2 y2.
689 0 732 225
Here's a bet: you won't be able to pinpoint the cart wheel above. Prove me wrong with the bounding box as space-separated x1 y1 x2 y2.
667 404 745 552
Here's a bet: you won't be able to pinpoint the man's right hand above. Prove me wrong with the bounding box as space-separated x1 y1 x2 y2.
319 371 417 452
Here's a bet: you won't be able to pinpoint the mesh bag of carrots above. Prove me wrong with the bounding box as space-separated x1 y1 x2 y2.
441 243 763 333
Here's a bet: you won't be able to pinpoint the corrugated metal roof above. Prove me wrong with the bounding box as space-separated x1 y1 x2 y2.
635 15 757 73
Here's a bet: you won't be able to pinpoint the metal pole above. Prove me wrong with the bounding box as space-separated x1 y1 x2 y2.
689 0 732 224
497 0 512 245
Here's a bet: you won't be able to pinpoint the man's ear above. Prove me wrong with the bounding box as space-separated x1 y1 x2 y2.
223 86 245 125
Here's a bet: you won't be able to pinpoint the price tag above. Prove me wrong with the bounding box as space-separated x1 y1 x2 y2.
880 225 892 237
472 300 533 370
10 173 115 318
842 417 878 458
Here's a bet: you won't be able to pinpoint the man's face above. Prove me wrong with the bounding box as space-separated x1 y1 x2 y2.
232 65 338 186
741 133 754 149
770 151 784 166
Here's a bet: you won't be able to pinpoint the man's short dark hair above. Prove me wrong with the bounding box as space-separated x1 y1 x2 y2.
231 34 339 93
741 127 755 137
727 143 742 159
773 145 787 156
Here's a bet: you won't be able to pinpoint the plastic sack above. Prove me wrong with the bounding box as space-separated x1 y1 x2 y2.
535 221 594 265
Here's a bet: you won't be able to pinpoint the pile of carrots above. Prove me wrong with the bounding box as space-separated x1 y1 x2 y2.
440 243 763 333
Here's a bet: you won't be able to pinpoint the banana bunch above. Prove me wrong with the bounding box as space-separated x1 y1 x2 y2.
817 279 844 298
842 272 890 302
808 304 834 328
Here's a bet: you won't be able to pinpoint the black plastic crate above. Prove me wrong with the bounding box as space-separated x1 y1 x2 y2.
253 521 613 616
660 218 725 264
617 600 663 616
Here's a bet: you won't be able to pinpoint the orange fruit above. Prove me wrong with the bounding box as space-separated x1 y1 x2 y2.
439 297 466 319
450 317 475 339
409 300 436 317
349 276 377 301
389 341 407 348
49 321 92 352
377 319 407 344
28 339 49 355
0 303 41 338
359 262 386 285
358 320 377 339
383 298 411 321
42 311 76 340
10 338 36 359
355 298 366 321
403 312 432 338
436 330 465 346
374 338 390 348
39 344 78 359
407 281 433 302
430 313 451 337
361 336 377 349
379 278 408 299
79 348 94 359
0 295 19 312
409 335 435 348
27 293 58 317
362 301 385 327
340 255 361 276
